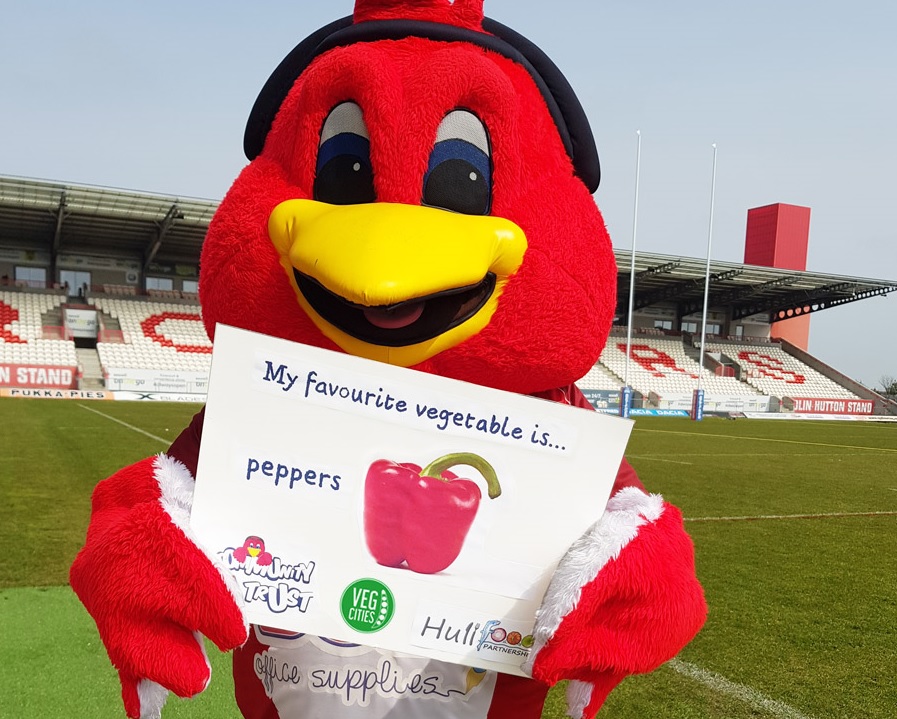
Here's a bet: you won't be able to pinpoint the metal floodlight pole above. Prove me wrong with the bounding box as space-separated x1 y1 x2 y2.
697 143 718 394
624 130 641 388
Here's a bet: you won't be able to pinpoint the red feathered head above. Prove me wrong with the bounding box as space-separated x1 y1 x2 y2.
200 0 616 395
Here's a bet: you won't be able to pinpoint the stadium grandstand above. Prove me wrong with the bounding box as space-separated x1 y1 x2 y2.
1 174 896 418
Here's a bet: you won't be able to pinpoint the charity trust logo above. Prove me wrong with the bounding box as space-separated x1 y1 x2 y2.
219 535 315 615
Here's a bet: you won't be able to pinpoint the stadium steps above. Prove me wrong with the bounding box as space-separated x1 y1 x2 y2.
100 311 121 333
682 337 701 364
41 306 63 332
75 347 104 390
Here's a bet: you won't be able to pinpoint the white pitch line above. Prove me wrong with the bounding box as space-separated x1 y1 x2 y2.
668 658 816 719
78 404 170 445
678 452 879 458
685 510 897 522
626 454 693 465
634 427 897 454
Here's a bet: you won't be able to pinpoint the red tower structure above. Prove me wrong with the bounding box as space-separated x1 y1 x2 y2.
744 203 811 349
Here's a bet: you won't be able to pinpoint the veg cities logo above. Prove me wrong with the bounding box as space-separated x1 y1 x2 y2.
341 578 395 633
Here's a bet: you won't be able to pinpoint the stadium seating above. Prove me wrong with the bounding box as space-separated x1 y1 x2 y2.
0 290 78 367
92 299 858 401
581 332 861 404
93 297 211 373
598 334 759 398
705 341 859 399
99 284 138 297
146 289 183 300
577 361 624 391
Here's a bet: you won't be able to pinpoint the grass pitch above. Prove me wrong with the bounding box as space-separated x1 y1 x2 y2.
1 397 895 718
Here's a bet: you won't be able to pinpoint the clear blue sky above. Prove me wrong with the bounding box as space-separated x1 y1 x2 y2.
2 1 895 387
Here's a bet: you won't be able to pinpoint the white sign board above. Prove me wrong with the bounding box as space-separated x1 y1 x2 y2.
190 325 632 676
104 368 209 394
63 308 98 338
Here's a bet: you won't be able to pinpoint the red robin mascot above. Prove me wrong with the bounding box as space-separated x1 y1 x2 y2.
70 1 706 717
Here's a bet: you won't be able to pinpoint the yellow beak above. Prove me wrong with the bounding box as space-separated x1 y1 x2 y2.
268 199 527 366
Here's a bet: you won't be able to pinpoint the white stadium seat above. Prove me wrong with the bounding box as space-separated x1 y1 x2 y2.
0 290 78 368
93 297 212 375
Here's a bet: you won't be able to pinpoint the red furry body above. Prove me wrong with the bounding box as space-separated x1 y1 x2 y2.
70 2 706 717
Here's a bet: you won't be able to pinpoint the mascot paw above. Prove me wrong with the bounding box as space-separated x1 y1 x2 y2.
522 487 707 718
70 454 249 718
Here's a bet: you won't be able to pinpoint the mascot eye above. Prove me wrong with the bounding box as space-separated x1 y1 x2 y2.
423 110 492 215
314 102 375 205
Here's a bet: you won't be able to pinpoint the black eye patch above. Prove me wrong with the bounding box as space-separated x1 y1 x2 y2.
423 138 492 215
314 132 375 205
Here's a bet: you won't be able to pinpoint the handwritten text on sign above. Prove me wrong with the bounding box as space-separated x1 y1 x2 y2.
258 358 572 453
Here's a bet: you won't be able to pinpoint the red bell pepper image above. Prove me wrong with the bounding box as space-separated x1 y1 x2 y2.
364 452 502 574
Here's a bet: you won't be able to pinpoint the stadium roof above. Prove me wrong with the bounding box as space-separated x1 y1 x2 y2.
613 252 897 323
2 175 895 322
0 175 214 268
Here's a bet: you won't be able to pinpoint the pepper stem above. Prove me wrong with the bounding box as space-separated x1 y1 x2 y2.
420 453 502 499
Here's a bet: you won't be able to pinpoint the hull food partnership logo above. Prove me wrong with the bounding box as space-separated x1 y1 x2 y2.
476 620 534 658
341 578 395 633
413 610 534 663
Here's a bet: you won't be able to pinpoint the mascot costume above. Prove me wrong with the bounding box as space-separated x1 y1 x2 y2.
70 1 707 717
